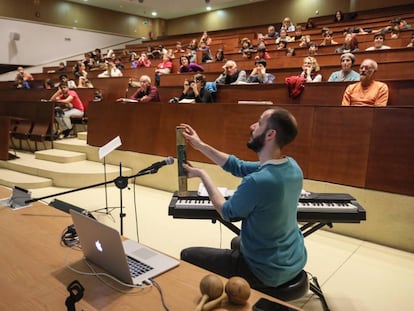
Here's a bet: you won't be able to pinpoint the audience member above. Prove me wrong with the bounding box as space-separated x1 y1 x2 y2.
166 48 176 60
50 82 84 138
98 62 123 77
276 41 287 50
240 37 255 59
320 30 338 46
214 49 226 62
151 44 167 59
136 52 152 68
255 46 271 59
179 108 307 293
298 35 311 48
59 74 77 89
199 31 212 45
289 25 303 42
43 78 55 89
215 60 247 85
14 66 33 89
281 17 295 32
365 33 390 51
188 39 199 51
93 48 105 64
47 62 66 73
328 53 360 82
342 59 388 107
154 54 173 86
308 42 318 56
198 41 213 63
335 32 359 53
247 59 275 84
305 18 315 30
334 10 345 22
374 17 412 34
185 45 197 63
407 32 414 47
285 47 296 57
73 62 92 88
82 53 96 71
178 55 204 73
178 74 213 103
114 57 125 70
128 75 160 102
299 56 322 82
174 41 186 54
275 29 291 44
390 26 400 39
264 25 279 38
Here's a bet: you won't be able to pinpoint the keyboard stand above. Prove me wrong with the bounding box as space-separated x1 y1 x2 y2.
300 222 333 237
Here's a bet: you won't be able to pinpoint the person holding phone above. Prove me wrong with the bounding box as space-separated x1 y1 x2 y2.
179 107 307 295
178 74 213 103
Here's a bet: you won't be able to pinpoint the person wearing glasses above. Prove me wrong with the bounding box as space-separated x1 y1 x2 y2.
215 60 247 85
341 59 388 106
129 75 160 102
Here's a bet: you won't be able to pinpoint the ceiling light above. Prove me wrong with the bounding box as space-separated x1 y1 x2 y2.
206 6 212 11
151 12 157 16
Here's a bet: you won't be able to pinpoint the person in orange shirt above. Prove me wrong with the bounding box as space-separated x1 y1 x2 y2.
341 59 388 107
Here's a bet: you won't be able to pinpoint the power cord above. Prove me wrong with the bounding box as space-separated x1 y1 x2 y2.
61 224 80 248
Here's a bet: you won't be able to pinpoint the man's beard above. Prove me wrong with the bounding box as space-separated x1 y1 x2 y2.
247 130 267 153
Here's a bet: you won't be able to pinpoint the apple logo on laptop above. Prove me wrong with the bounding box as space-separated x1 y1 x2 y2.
95 240 103 252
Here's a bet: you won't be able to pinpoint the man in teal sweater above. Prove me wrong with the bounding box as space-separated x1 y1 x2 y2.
180 107 307 293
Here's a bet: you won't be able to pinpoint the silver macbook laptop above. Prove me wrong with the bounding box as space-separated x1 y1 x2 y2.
70 209 179 285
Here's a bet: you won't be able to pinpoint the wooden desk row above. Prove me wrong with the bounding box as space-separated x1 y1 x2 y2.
0 187 296 310
86 102 414 196
155 80 414 107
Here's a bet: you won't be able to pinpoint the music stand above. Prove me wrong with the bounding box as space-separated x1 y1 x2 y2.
93 136 122 216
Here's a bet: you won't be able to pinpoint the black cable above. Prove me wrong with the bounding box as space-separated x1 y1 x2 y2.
151 279 171 311
61 224 80 248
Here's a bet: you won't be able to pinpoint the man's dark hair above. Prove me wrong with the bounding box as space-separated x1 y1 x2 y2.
59 82 69 88
266 108 298 148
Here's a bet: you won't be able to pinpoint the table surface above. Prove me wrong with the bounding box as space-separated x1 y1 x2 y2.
0 186 302 311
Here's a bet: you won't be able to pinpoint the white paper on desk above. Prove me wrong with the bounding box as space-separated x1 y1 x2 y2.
197 183 233 197
178 98 196 103
116 98 138 103
98 136 122 159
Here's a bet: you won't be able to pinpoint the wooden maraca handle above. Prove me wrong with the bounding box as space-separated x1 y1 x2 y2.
202 294 227 311
195 294 210 311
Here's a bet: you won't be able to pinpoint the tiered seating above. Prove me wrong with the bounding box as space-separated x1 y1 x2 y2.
1 4 413 159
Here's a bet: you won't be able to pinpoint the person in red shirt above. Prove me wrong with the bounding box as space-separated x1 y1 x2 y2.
50 82 84 137
154 54 173 86
129 75 160 102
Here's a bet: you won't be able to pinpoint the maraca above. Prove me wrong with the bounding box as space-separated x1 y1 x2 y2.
195 274 224 311
202 276 251 311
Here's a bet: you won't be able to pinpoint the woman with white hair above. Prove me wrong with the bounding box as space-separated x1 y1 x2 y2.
328 53 360 82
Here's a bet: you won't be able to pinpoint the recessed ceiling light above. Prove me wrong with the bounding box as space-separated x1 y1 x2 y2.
206 6 212 11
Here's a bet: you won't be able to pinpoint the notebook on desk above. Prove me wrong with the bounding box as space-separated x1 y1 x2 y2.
70 209 179 285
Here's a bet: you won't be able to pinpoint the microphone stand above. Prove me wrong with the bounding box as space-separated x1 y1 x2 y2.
26 165 160 235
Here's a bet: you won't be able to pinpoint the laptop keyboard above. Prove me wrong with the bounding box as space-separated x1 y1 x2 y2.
126 256 154 277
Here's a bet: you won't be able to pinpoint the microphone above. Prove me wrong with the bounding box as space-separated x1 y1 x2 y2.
139 156 174 173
